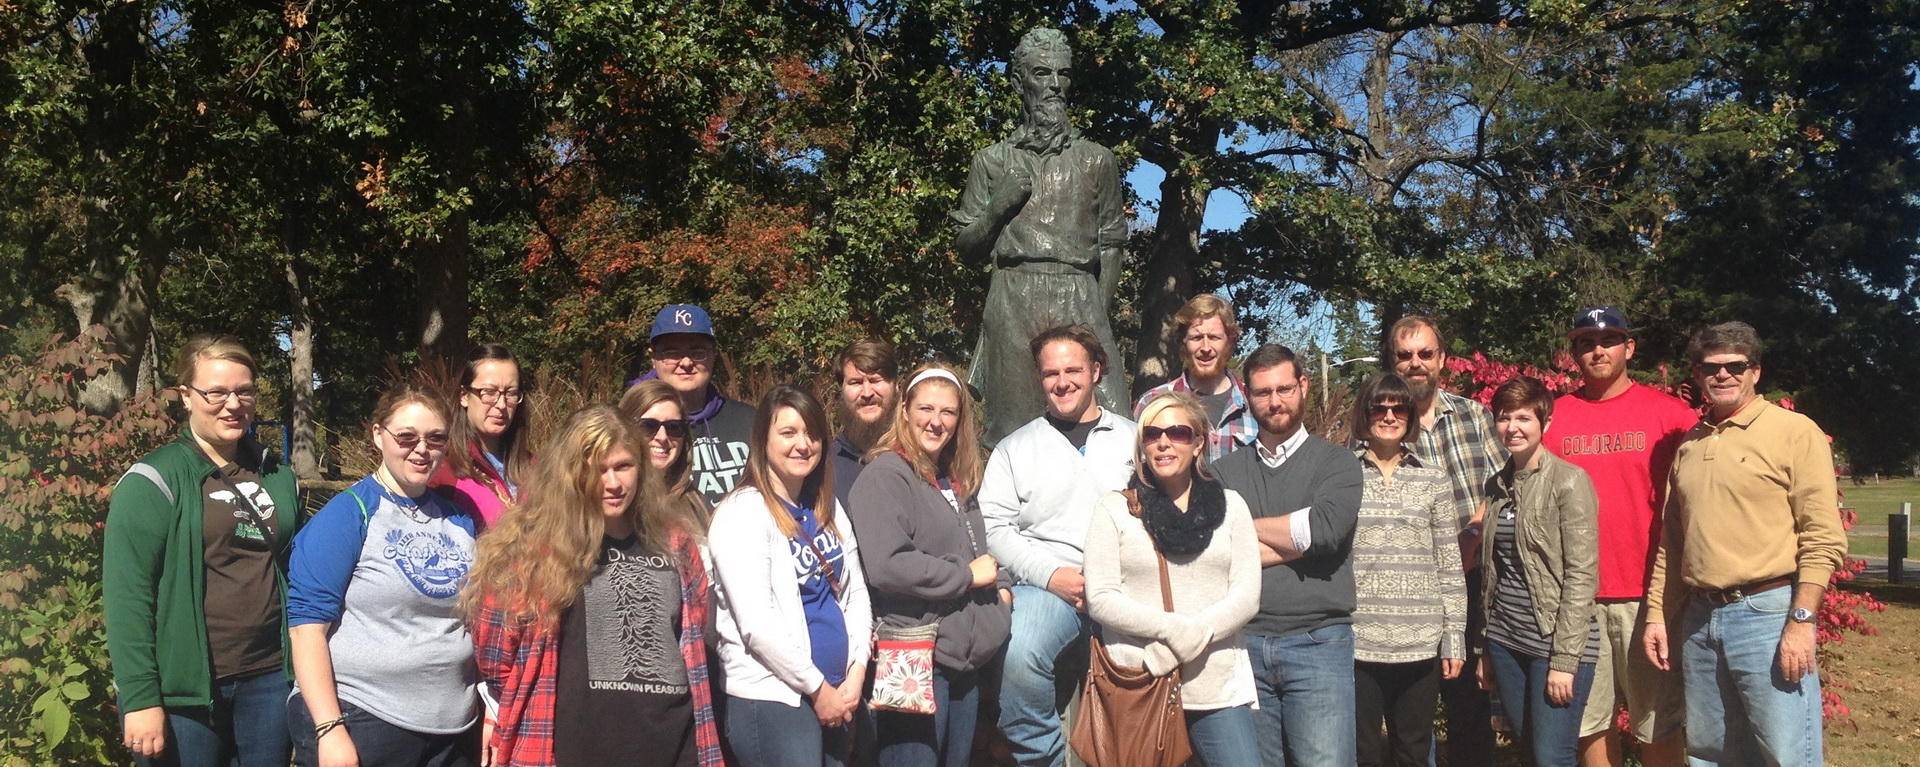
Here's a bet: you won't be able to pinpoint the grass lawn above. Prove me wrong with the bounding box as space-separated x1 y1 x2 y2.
1826 577 1920 766
1843 477 1919 561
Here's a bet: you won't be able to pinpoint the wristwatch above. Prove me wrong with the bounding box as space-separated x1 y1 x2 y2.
1790 607 1815 624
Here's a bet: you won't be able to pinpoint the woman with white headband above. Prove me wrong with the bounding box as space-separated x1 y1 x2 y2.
846 365 1011 767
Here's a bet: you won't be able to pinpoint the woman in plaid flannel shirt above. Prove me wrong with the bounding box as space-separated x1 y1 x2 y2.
461 406 723 767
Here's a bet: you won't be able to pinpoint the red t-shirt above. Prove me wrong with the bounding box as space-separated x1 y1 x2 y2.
1544 383 1699 599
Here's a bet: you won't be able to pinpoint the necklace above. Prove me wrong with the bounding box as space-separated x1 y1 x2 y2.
373 467 431 524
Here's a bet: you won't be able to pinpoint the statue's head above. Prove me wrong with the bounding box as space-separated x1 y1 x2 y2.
1011 28 1073 109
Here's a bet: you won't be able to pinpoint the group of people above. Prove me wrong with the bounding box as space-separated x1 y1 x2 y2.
102 295 1846 767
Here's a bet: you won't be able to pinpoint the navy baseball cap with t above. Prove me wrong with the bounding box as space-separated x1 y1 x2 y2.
650 304 714 341
1568 306 1630 338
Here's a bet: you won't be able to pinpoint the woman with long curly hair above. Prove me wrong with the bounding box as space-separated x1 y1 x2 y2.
463 405 723 767
618 379 710 530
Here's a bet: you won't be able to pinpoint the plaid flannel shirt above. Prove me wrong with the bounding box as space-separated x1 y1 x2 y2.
1133 372 1260 462
472 531 722 767
1407 389 1503 531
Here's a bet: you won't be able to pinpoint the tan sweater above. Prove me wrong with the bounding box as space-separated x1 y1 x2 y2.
1645 398 1847 623
1083 488 1261 710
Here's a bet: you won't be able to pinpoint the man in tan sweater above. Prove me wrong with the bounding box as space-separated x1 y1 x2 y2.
1642 322 1846 766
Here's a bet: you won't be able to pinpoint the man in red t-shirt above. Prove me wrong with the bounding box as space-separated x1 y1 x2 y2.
1543 306 1697 767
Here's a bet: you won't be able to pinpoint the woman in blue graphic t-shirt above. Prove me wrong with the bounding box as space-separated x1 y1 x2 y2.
708 385 873 767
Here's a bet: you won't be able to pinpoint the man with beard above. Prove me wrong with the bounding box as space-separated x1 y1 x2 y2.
953 27 1128 445
1542 308 1694 767
830 338 899 507
1213 344 1363 767
980 325 1136 767
1386 315 1502 765
1133 293 1259 461
1643 322 1844 766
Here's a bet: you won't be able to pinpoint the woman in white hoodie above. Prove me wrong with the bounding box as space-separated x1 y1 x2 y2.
708 384 872 767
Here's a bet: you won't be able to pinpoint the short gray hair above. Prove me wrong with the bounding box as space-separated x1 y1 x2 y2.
1012 28 1072 77
1686 321 1764 366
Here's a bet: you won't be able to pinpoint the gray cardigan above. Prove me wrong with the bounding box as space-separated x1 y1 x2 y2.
846 451 1012 672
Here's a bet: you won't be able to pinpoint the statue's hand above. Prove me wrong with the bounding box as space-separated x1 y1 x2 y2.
992 164 1035 214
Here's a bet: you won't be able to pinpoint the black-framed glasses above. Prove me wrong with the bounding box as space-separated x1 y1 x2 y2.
465 386 524 405
1369 404 1410 418
1143 425 1197 445
651 346 714 363
637 418 690 439
181 384 259 407
1394 349 1438 362
378 424 450 451
1693 360 1754 378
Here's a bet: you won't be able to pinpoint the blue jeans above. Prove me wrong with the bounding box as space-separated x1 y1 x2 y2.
998 585 1094 767
131 669 291 767
1247 625 1358 767
1484 641 1596 767
287 692 475 767
875 666 979 767
1187 705 1262 766
725 695 852 767
1680 586 1823 766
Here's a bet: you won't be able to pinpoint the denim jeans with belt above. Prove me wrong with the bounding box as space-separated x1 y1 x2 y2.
1246 624 1358 767
131 669 291 767
997 584 1095 767
1680 585 1823 766
1484 641 1596 767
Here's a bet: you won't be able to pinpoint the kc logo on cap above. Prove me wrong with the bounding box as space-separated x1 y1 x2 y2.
651 303 715 340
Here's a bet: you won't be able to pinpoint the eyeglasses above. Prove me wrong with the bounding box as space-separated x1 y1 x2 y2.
465 387 523 405
651 346 714 363
378 424 450 452
181 384 259 407
1394 349 1438 362
637 418 690 439
1249 383 1302 400
1142 425 1197 445
1693 360 1754 378
1369 404 1410 418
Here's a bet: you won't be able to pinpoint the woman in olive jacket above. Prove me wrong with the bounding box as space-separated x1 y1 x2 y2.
1471 377 1601 767
846 366 1011 767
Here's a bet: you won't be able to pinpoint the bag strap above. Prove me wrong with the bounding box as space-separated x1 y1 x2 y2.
798 530 844 599
209 469 280 555
1121 489 1175 613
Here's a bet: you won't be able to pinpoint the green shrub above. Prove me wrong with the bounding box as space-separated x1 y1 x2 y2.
0 329 174 766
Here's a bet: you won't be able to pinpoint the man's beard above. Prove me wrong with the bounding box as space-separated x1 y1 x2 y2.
1405 376 1437 404
1015 97 1072 154
839 396 895 451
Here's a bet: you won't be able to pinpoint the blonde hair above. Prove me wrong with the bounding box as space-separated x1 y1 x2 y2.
173 334 256 388
618 379 711 529
1135 391 1214 484
868 365 984 500
459 405 692 627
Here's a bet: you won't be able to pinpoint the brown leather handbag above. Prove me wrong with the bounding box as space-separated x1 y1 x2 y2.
1068 490 1193 767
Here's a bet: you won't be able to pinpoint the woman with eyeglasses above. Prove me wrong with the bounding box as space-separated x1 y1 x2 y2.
708 385 872 766
1082 391 1262 765
465 405 724 767
105 335 302 766
1346 373 1467 767
1472 377 1601 767
285 381 481 767
437 344 533 530
619 379 710 529
846 365 1009 767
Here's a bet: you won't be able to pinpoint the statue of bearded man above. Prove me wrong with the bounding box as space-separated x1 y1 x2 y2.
953 27 1129 445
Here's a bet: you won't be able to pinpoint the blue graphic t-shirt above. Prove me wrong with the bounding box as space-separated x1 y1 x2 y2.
783 497 849 686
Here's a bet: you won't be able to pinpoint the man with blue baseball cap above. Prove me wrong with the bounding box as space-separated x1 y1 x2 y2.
641 304 757 506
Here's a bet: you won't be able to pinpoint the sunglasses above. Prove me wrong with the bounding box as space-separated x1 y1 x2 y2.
638 418 691 439
1142 425 1197 445
378 424 450 451
1394 349 1438 362
1693 360 1754 378
1369 404 1410 418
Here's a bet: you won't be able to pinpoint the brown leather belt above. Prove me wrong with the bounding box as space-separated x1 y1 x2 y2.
1694 575 1794 605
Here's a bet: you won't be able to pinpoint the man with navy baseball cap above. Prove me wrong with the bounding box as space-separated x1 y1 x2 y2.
641 303 757 506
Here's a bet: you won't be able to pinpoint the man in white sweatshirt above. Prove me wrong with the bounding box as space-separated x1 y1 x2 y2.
981 325 1138 767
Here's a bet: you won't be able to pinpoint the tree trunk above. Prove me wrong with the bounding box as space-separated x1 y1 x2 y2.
415 79 477 359
1132 162 1211 397
286 258 320 479
61 230 166 415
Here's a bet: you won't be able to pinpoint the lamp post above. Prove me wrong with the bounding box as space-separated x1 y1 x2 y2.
1321 355 1378 436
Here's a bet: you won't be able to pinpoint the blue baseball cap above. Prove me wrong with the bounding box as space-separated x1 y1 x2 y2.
650 304 714 341
1568 306 1631 338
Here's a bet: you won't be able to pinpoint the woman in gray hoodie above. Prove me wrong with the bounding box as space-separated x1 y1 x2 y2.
846 366 1011 767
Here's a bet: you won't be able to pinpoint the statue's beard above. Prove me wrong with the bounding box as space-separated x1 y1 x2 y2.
1016 97 1072 154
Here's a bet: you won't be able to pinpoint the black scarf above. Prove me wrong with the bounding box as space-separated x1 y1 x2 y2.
1130 473 1227 558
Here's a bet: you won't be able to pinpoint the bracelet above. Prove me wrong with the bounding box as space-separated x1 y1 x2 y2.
314 716 348 739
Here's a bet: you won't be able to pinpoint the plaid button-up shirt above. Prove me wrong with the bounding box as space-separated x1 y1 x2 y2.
1134 372 1260 462
472 531 723 767
1408 389 1503 531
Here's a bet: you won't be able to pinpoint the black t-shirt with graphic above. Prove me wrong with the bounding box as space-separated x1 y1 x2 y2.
554 534 695 767
200 460 283 679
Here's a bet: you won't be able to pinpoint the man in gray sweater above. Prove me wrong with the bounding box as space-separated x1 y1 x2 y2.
1214 344 1364 767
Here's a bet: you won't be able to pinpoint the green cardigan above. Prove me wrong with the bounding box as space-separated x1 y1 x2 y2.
102 430 301 711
